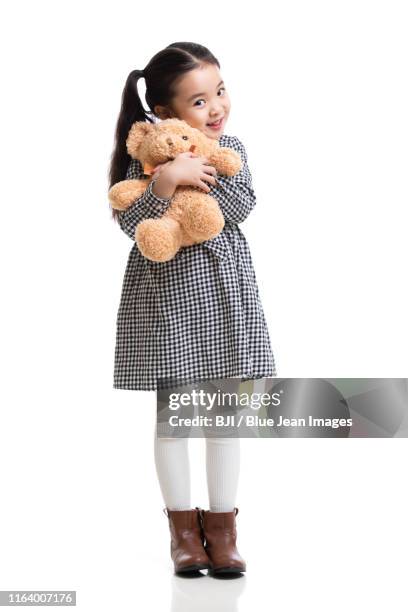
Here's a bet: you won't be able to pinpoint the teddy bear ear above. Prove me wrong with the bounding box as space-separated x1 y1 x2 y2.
179 119 194 130
126 121 152 157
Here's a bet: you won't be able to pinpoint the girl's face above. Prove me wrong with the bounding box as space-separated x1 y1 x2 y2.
154 63 231 140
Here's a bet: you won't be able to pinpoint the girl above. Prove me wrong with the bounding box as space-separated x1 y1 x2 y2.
108 42 278 575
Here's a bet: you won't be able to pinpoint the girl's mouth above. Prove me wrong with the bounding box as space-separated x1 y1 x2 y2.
206 117 224 130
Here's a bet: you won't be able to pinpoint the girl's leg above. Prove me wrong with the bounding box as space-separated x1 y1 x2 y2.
154 425 212 574
153 426 192 511
205 437 240 512
204 375 242 512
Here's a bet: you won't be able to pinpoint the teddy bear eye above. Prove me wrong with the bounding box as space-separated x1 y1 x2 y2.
182 135 188 140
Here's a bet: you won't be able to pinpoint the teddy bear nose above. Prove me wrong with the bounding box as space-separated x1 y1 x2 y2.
166 137 173 146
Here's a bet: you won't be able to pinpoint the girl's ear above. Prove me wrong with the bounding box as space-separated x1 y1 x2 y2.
154 105 173 120
126 122 153 158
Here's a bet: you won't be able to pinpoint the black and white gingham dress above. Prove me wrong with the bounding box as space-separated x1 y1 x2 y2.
113 134 277 390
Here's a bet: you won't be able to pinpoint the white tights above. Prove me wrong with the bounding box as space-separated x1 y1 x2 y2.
154 431 240 512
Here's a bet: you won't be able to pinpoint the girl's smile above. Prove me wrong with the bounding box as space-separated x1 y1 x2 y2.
206 116 225 131
154 63 231 140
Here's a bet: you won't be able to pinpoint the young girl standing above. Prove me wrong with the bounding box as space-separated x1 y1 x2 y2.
109 42 278 575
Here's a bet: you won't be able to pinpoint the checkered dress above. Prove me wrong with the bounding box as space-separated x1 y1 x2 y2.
113 134 278 390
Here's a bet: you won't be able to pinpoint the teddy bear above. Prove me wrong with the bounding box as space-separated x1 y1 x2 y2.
108 118 242 262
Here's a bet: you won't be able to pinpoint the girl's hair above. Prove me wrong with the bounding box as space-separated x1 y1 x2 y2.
108 42 220 221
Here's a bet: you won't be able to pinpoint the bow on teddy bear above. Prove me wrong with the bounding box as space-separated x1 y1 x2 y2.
108 118 242 262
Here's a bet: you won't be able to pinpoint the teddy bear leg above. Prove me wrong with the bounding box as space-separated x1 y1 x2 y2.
182 193 225 241
135 217 183 262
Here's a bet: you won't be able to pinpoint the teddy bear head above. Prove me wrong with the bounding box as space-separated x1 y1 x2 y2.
126 118 218 167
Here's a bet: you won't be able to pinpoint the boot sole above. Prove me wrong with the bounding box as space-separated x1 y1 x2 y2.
175 563 211 574
209 566 246 575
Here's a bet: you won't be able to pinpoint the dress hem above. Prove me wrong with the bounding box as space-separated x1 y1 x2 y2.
113 369 278 392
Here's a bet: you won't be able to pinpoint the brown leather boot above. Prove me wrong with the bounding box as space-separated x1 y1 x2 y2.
200 507 246 574
164 507 212 574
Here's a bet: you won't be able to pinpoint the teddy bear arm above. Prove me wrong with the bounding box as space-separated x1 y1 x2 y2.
108 178 150 211
208 148 242 177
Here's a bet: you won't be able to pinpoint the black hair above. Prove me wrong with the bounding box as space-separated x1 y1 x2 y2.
108 42 220 220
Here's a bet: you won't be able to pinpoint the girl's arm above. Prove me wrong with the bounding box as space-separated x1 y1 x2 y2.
117 159 173 240
209 137 257 224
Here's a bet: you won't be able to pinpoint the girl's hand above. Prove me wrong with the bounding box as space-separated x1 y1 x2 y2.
151 160 172 180
162 151 218 193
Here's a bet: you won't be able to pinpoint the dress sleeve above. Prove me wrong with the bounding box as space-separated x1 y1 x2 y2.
117 158 172 241
208 136 257 224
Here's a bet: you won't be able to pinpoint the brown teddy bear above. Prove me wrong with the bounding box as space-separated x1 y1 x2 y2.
108 118 242 262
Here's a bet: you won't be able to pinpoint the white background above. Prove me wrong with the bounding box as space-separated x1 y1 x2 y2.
1 0 407 610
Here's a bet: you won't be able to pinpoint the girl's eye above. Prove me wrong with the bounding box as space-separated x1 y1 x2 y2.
182 135 188 140
193 88 226 107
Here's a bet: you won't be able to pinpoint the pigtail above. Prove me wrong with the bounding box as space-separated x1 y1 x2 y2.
108 70 153 202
